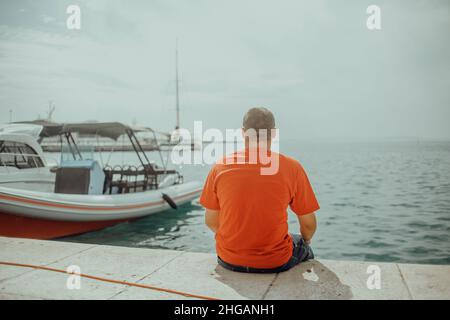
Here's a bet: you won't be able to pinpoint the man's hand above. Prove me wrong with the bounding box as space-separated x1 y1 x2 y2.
205 209 220 233
297 212 317 244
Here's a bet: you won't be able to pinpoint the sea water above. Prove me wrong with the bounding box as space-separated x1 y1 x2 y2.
52 140 450 265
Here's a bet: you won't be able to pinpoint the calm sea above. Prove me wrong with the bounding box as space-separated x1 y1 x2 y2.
51 140 450 265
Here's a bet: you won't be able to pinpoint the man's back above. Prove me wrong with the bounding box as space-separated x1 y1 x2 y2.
200 149 319 269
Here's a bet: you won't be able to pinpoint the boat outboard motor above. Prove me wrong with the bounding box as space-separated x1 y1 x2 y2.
54 159 105 195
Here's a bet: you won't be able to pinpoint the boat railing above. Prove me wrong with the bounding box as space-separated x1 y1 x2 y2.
102 164 182 194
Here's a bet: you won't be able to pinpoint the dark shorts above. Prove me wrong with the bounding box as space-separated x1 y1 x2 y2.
217 234 314 273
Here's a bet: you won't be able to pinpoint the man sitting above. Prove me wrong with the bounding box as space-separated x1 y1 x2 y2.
200 107 320 273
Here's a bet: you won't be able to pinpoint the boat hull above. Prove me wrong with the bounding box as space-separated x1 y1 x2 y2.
0 181 202 239
0 212 130 239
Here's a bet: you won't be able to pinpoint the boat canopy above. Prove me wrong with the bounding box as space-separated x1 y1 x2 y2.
60 122 149 140
14 121 153 141
11 121 167 170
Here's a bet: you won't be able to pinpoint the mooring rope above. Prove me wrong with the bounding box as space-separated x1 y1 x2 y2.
0 261 219 300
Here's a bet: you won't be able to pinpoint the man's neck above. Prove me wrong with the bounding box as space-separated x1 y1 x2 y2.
244 138 271 151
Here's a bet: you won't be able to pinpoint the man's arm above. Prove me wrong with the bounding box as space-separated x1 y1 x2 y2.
297 212 317 244
205 209 220 233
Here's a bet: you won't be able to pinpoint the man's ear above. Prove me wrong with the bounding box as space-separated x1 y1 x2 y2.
271 128 277 140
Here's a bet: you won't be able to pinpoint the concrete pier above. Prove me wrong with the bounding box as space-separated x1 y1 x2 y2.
0 236 449 300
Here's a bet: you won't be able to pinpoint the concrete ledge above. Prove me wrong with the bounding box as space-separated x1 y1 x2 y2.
0 237 449 300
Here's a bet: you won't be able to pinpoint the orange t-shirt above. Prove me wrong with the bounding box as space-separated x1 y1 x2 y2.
200 149 320 269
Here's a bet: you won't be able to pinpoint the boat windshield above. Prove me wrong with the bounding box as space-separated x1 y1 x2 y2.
0 140 45 169
60 144 94 163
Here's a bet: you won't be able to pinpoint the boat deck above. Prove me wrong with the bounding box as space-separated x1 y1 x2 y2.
0 236 449 300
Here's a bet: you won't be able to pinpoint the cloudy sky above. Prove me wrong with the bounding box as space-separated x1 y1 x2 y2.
0 0 449 140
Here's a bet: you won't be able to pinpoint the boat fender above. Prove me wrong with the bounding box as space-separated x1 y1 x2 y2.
162 193 177 209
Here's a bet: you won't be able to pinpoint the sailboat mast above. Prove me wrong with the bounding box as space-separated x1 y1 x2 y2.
175 42 180 129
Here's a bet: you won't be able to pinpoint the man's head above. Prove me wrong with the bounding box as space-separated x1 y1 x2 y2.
241 107 279 173
242 107 276 142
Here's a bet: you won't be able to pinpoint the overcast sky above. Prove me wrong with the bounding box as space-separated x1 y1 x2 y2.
0 0 449 140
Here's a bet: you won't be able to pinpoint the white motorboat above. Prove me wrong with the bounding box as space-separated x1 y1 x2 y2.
0 122 202 239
